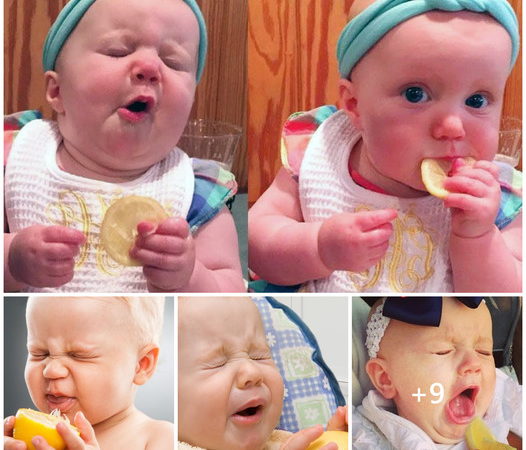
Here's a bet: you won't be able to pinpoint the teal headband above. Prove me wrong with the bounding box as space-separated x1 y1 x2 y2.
43 0 207 82
337 0 519 79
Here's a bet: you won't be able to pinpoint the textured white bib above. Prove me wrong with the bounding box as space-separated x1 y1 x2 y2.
5 119 194 292
298 110 452 293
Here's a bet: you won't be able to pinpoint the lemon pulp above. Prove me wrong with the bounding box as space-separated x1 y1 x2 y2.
13 408 79 450
421 157 475 198
100 195 168 266
465 417 516 450
306 431 348 450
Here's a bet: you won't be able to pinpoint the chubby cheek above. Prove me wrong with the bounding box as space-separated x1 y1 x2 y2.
24 364 46 410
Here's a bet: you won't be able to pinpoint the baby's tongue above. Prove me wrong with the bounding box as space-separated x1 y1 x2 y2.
447 393 475 424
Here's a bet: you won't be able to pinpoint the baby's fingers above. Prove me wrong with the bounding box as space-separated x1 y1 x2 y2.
280 425 325 450
3 436 27 450
4 416 15 437
355 209 398 232
74 411 98 447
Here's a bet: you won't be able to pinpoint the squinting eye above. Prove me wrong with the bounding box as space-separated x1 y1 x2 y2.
465 94 488 109
403 86 429 103
435 349 453 356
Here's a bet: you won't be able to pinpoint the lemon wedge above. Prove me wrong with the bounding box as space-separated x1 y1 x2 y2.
421 157 475 198
13 408 79 450
306 431 348 450
100 195 168 266
465 417 516 450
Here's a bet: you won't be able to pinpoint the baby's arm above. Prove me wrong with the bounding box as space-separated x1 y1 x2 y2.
445 161 521 292
131 207 245 292
249 168 396 285
4 226 86 291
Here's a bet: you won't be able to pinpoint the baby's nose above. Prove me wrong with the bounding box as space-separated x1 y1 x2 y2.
42 357 69 379
432 113 466 141
236 360 263 388
131 59 161 85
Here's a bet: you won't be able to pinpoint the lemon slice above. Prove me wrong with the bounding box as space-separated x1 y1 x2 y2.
306 431 348 450
465 417 516 450
100 195 168 266
421 157 475 198
13 408 79 450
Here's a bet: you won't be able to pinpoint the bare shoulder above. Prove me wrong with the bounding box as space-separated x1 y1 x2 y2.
143 418 174 450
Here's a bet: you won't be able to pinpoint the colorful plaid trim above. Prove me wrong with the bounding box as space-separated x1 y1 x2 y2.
188 158 237 232
4 110 237 231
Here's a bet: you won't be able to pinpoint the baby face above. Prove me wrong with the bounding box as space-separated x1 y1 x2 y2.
342 11 512 198
49 0 199 180
375 298 495 443
25 297 143 425
178 297 284 450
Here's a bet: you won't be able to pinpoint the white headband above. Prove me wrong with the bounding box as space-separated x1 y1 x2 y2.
365 299 391 359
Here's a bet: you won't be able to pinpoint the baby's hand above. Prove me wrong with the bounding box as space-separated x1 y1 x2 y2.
130 217 195 291
326 406 348 432
280 424 336 450
318 210 397 272
32 412 99 450
443 160 500 239
4 415 27 450
8 225 86 288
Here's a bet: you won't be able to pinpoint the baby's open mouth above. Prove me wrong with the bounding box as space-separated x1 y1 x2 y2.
125 98 152 113
235 405 262 417
446 387 479 424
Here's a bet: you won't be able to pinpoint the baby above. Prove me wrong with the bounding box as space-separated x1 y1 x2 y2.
4 0 244 293
3 295 173 450
178 296 348 450
248 0 522 293
353 297 522 448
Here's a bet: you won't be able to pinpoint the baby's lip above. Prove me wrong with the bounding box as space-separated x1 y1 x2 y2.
231 397 267 417
118 95 155 122
445 385 480 425
46 393 76 412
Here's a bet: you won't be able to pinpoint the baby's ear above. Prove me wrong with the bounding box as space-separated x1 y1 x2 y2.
134 344 160 385
365 358 397 399
339 78 362 130
44 71 65 114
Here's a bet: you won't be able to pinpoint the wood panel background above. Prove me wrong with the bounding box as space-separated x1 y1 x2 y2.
4 0 248 191
247 0 522 204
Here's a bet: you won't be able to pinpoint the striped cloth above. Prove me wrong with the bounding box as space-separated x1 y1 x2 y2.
4 110 236 232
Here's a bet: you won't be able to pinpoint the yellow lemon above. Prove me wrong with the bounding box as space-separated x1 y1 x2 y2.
465 417 516 450
13 408 79 450
306 431 348 450
100 195 168 266
421 157 475 198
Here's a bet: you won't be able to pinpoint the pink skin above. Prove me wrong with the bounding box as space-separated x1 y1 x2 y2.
129 218 195 291
318 209 398 272
443 159 501 239
6 226 86 288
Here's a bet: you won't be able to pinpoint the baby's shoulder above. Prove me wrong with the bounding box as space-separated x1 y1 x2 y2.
141 417 175 450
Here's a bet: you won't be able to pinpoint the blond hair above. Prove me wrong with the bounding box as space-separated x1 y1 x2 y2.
27 296 165 347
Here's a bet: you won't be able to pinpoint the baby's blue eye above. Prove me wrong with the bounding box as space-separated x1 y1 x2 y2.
465 94 488 109
403 86 429 103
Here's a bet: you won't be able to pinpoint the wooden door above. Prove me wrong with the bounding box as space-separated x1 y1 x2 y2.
4 0 248 190
247 0 522 204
